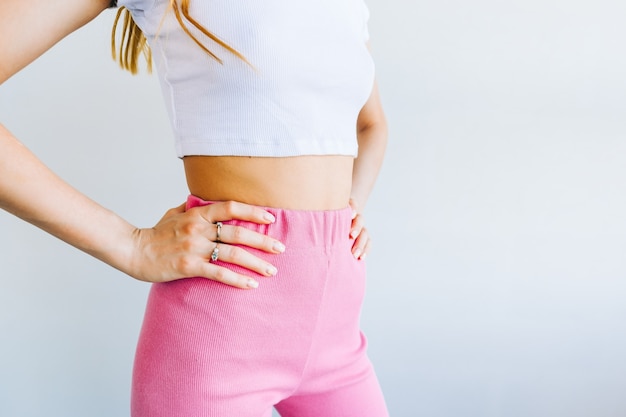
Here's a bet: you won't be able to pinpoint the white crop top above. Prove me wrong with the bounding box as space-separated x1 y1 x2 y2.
117 0 375 157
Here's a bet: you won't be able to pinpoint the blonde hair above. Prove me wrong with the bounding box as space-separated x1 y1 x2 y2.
111 0 246 74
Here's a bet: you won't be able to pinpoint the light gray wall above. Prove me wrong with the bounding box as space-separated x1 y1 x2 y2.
1 1 626 416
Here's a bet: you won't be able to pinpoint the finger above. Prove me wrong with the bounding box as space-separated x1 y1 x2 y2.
361 237 372 260
212 244 279 278
219 224 286 254
197 262 261 290
351 227 370 260
200 201 277 224
350 213 364 239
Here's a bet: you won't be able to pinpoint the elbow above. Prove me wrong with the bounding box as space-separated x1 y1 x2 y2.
358 115 387 135
357 114 388 146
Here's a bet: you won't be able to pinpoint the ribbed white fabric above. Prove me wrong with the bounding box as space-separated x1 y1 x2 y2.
118 0 375 157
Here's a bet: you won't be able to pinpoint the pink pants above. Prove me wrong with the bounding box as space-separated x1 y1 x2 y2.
131 195 389 417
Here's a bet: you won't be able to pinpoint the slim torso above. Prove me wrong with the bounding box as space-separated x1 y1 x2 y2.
184 155 354 210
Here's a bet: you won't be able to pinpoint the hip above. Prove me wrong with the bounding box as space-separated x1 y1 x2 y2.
146 196 368 345
153 195 367 318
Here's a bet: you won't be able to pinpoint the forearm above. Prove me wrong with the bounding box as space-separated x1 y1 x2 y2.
0 124 136 274
0 122 288 288
351 81 388 210
351 124 387 209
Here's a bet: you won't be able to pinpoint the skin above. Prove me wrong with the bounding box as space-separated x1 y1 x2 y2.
0 0 387 288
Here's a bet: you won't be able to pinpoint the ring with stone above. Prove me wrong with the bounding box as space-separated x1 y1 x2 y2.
210 244 220 262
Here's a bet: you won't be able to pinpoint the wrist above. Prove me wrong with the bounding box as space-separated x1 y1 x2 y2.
87 213 142 279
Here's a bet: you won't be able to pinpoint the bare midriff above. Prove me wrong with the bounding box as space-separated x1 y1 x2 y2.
183 155 354 210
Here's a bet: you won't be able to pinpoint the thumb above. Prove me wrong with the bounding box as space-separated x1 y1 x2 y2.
160 201 187 220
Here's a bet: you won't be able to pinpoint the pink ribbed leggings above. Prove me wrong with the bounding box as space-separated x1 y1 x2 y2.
131 195 389 417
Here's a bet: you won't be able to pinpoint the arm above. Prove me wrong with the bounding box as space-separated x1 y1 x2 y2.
0 0 283 289
349 79 388 259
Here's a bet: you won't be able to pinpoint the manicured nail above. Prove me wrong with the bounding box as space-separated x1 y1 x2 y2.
273 242 286 253
351 210 357 219
267 266 278 276
264 212 276 223
350 229 358 239
248 279 259 289
353 249 362 259
360 252 367 260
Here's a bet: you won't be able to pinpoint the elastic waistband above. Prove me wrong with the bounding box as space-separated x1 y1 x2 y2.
186 195 353 248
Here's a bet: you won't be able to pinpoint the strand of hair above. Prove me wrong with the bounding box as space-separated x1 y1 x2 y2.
178 1 249 65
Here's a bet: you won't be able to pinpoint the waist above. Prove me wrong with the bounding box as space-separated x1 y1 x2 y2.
183 155 354 210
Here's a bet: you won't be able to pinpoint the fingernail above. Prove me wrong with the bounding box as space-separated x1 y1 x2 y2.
350 229 358 239
360 252 367 260
273 242 286 253
264 212 276 223
267 266 278 276
352 210 357 219
353 249 362 259
248 279 259 289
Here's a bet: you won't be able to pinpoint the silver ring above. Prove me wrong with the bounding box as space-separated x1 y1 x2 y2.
210 244 220 262
215 221 223 243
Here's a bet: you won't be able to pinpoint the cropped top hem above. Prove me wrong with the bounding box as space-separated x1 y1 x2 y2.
176 138 358 158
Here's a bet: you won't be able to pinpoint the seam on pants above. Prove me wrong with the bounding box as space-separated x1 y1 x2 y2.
284 248 333 398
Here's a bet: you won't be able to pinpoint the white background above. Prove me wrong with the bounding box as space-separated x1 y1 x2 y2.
2 1 626 416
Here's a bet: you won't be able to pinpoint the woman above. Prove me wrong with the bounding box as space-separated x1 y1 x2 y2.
0 0 388 415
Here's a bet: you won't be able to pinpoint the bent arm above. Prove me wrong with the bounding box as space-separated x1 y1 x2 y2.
0 0 136 271
351 79 388 210
348 73 387 259
0 0 284 288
